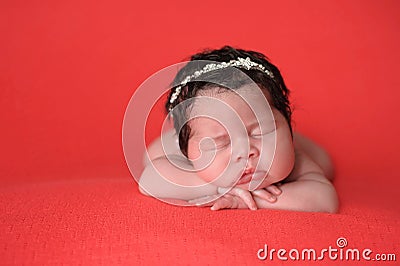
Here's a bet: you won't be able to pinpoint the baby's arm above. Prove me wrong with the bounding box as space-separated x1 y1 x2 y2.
255 173 337 212
140 131 251 203
140 156 219 200
255 134 338 212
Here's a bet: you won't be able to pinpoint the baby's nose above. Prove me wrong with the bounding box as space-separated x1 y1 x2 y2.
249 142 260 156
234 140 260 161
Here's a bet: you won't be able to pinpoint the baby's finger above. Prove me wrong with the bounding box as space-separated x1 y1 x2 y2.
252 189 277 203
229 188 257 210
210 198 230 211
265 185 282 196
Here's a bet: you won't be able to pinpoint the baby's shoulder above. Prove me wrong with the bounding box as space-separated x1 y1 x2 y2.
286 133 333 181
290 145 324 179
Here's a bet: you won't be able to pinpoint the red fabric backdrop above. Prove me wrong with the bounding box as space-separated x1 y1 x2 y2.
1 0 399 265
1 0 399 184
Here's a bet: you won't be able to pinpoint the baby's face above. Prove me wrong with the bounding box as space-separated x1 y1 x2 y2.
186 84 295 190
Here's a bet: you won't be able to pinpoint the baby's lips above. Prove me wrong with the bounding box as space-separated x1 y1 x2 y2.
236 173 252 185
247 171 268 191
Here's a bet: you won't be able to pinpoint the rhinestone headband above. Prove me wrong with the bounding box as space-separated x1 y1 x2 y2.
168 57 274 111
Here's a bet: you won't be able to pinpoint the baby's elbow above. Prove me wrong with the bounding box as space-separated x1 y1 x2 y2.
137 165 156 197
137 159 171 198
321 197 339 214
138 182 150 196
317 185 339 213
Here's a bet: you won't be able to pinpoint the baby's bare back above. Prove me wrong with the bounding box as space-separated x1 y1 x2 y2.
293 133 334 181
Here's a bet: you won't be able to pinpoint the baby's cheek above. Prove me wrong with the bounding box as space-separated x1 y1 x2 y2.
193 151 232 185
187 140 201 161
269 133 295 181
188 140 231 182
195 157 227 183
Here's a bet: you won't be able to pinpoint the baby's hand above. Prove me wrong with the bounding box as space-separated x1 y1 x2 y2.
188 184 282 211
217 187 258 210
251 184 282 203
212 185 282 211
187 187 255 209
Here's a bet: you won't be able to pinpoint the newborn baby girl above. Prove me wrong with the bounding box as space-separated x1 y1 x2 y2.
138 46 338 212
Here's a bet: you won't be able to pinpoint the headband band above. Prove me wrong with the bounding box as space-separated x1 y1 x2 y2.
168 57 274 111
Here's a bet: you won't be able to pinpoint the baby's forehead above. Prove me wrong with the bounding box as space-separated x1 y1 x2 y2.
187 84 274 131
193 84 272 109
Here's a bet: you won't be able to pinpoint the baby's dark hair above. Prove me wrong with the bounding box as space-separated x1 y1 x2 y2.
165 46 292 157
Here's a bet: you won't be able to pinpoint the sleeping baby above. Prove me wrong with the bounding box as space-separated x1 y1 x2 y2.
138 46 338 212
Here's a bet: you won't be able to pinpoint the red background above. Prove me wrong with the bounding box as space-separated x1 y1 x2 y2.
2 0 400 183
1 0 399 264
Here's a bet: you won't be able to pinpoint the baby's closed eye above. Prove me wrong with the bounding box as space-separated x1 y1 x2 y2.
250 124 276 138
200 135 231 151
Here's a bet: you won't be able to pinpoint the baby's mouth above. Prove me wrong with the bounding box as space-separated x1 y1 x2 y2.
237 170 267 185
